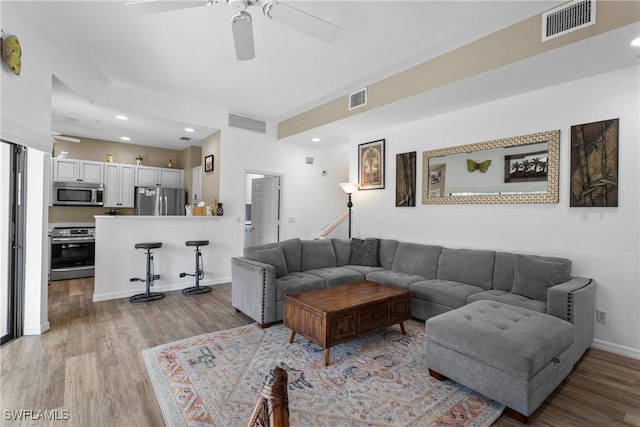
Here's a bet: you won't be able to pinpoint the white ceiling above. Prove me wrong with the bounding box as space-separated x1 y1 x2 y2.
9 1 639 149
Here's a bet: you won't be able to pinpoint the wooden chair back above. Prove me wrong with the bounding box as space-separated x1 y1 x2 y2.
247 366 289 427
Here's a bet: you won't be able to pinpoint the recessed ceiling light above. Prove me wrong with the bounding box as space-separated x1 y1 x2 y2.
184 127 195 132
116 115 128 120
120 137 131 141
631 37 640 47
311 137 321 142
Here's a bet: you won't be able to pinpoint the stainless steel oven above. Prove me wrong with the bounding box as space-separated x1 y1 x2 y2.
49 226 95 280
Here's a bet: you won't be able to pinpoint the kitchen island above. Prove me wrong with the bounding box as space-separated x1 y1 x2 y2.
94 215 240 301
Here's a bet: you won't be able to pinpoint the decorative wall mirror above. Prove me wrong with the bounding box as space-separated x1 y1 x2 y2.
422 130 560 204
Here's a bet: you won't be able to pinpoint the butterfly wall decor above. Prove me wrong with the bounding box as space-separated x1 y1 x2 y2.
467 159 491 173
0 31 22 76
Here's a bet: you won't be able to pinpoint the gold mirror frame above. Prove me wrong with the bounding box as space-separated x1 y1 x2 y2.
422 130 560 204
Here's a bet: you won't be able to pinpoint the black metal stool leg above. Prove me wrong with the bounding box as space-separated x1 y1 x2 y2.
181 244 212 296
130 247 165 303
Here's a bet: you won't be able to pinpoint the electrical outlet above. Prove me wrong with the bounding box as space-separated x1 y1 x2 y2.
596 309 607 323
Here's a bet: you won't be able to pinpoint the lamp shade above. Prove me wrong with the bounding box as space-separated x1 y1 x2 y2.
339 182 357 194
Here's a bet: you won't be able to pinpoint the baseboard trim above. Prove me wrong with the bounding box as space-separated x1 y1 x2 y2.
92 278 231 302
23 321 50 335
592 338 640 360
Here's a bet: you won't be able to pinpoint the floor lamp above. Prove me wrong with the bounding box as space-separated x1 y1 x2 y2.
339 183 357 238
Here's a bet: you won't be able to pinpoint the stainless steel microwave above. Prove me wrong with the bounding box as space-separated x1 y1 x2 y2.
52 181 104 206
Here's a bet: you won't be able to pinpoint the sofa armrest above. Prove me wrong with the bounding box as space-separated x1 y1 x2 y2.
547 277 595 362
231 257 277 325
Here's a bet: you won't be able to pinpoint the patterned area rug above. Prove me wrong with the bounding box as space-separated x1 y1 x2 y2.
142 321 504 426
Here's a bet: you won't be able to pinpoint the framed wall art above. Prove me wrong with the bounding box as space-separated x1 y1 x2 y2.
570 118 619 207
204 154 214 172
396 151 416 206
358 139 385 190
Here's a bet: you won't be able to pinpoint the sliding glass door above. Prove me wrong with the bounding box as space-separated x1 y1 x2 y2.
1 141 26 345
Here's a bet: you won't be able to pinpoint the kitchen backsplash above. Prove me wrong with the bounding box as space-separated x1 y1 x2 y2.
48 206 135 224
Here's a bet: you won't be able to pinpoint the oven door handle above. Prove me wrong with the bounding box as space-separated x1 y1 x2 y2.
51 237 95 243
50 266 94 272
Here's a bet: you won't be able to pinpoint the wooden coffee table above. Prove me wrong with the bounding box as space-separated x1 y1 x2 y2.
283 281 411 366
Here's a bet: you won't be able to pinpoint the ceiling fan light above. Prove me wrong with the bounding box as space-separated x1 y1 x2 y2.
231 11 255 61
229 0 248 11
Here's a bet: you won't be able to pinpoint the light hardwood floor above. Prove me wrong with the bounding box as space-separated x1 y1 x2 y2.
1 278 638 426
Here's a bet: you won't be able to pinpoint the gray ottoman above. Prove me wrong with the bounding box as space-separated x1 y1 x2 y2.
426 300 575 423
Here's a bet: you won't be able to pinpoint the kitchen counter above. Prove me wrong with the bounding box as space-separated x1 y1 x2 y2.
93 215 240 301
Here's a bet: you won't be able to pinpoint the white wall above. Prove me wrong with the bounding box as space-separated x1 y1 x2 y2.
220 126 350 256
348 65 640 358
0 2 53 150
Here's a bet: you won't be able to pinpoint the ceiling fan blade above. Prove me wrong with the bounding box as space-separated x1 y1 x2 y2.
125 0 209 14
52 134 81 143
231 11 256 61
262 1 340 43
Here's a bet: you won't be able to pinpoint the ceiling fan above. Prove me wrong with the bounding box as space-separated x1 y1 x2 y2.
51 131 80 143
125 0 341 61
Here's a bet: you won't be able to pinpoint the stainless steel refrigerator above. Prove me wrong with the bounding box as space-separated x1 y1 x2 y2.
135 187 185 216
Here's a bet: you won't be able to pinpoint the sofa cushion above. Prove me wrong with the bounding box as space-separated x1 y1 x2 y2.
331 238 351 266
349 238 380 266
426 300 575 380
305 267 364 287
391 243 442 278
437 248 495 290
343 265 385 275
493 252 518 291
245 238 301 273
275 272 325 301
366 270 425 289
245 246 288 278
379 239 399 270
300 239 337 271
467 290 547 313
409 279 485 309
511 255 571 302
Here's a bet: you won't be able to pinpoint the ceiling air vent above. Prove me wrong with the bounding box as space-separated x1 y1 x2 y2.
542 0 595 42
348 87 367 111
179 137 191 141
229 113 266 134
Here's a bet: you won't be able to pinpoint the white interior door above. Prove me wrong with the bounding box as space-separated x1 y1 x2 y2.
251 176 280 245
192 166 202 202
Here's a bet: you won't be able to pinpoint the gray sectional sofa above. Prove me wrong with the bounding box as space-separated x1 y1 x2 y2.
231 237 595 366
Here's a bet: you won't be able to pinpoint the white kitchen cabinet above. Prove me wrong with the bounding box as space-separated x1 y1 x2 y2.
53 158 104 184
104 163 135 208
134 166 158 187
135 166 183 188
159 167 183 188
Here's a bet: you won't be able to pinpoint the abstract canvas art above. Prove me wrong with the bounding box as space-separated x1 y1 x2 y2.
396 151 416 206
570 118 619 207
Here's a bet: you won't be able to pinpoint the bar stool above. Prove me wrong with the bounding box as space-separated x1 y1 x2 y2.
129 242 165 303
180 240 211 295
